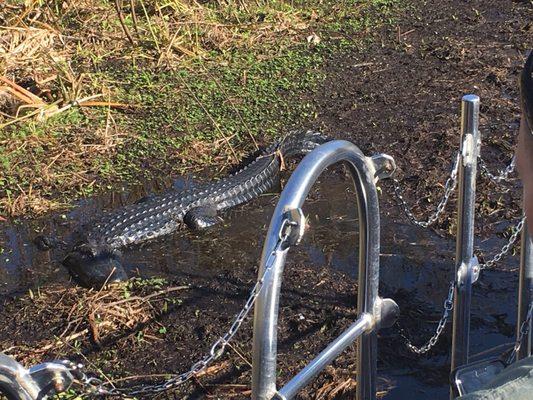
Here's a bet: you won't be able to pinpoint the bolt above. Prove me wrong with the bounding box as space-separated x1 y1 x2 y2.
383 161 393 171
53 377 65 392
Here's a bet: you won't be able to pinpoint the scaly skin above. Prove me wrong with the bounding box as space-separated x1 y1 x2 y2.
62 131 330 287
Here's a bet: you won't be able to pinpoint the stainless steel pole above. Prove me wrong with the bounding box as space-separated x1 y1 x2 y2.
517 220 533 359
277 314 373 400
450 95 480 397
251 140 391 400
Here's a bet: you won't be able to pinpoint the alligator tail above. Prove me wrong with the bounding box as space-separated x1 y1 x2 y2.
275 130 331 158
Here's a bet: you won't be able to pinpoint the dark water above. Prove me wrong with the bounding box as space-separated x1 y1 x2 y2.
0 171 521 400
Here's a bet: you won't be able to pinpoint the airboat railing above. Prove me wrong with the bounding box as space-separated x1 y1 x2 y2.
517 222 533 360
251 140 399 400
450 95 481 377
450 95 532 379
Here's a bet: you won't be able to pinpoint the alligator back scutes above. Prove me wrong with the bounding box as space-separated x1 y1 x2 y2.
87 130 329 248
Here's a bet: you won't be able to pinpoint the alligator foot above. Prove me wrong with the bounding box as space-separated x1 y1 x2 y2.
34 235 65 251
184 206 220 230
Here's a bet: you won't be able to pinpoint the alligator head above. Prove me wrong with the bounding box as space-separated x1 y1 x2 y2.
62 241 128 288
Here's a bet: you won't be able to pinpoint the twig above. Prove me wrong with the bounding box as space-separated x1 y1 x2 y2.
226 342 252 368
139 0 161 51
129 0 140 36
78 101 132 108
62 340 118 391
0 77 44 104
0 100 62 129
103 285 190 308
45 94 103 118
113 0 136 45
40 329 89 352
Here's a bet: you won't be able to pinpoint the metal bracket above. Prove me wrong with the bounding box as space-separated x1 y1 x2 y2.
457 256 480 287
461 133 477 166
370 154 396 181
281 208 306 247
0 354 74 400
470 256 480 283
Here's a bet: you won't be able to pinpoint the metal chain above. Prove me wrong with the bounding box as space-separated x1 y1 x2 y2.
399 281 455 354
479 217 526 270
391 152 461 228
74 219 295 398
507 301 533 365
478 156 516 184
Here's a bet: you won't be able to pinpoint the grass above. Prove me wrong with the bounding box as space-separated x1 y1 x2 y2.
0 277 187 379
0 0 402 217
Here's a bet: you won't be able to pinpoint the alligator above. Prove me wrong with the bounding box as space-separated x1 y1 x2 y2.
36 131 329 287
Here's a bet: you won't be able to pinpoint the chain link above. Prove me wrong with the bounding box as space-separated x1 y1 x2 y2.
478 156 516 184
392 152 460 228
507 302 533 365
479 217 526 270
45 149 527 390
74 219 295 398
399 281 455 354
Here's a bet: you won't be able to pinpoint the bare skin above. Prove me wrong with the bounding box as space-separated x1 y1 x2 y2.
516 114 533 235
516 50 533 235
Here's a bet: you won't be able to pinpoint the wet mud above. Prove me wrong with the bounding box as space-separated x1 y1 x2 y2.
0 167 523 399
1 0 531 398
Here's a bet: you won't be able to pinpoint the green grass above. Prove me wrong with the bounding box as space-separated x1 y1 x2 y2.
106 46 324 177
0 0 402 217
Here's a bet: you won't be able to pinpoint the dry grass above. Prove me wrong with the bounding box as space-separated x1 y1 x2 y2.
0 278 188 365
0 109 132 215
0 0 397 218
0 0 309 121
0 0 315 218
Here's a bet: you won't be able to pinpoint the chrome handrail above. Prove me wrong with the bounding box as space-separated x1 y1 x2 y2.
251 140 399 400
450 95 481 385
450 94 532 397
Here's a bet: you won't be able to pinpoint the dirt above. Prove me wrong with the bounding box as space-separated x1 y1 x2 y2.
0 0 531 399
316 0 530 233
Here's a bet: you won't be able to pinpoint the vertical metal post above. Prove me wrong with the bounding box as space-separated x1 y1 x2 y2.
450 95 480 397
517 220 533 359
354 155 381 400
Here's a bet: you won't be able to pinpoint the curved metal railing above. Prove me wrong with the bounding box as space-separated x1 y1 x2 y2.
251 140 400 400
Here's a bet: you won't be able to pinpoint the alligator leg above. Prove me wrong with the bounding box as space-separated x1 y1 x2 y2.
184 206 220 230
33 235 66 251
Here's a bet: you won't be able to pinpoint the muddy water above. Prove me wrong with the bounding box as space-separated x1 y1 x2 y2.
0 170 521 399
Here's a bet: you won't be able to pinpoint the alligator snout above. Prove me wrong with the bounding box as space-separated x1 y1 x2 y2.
62 243 128 288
